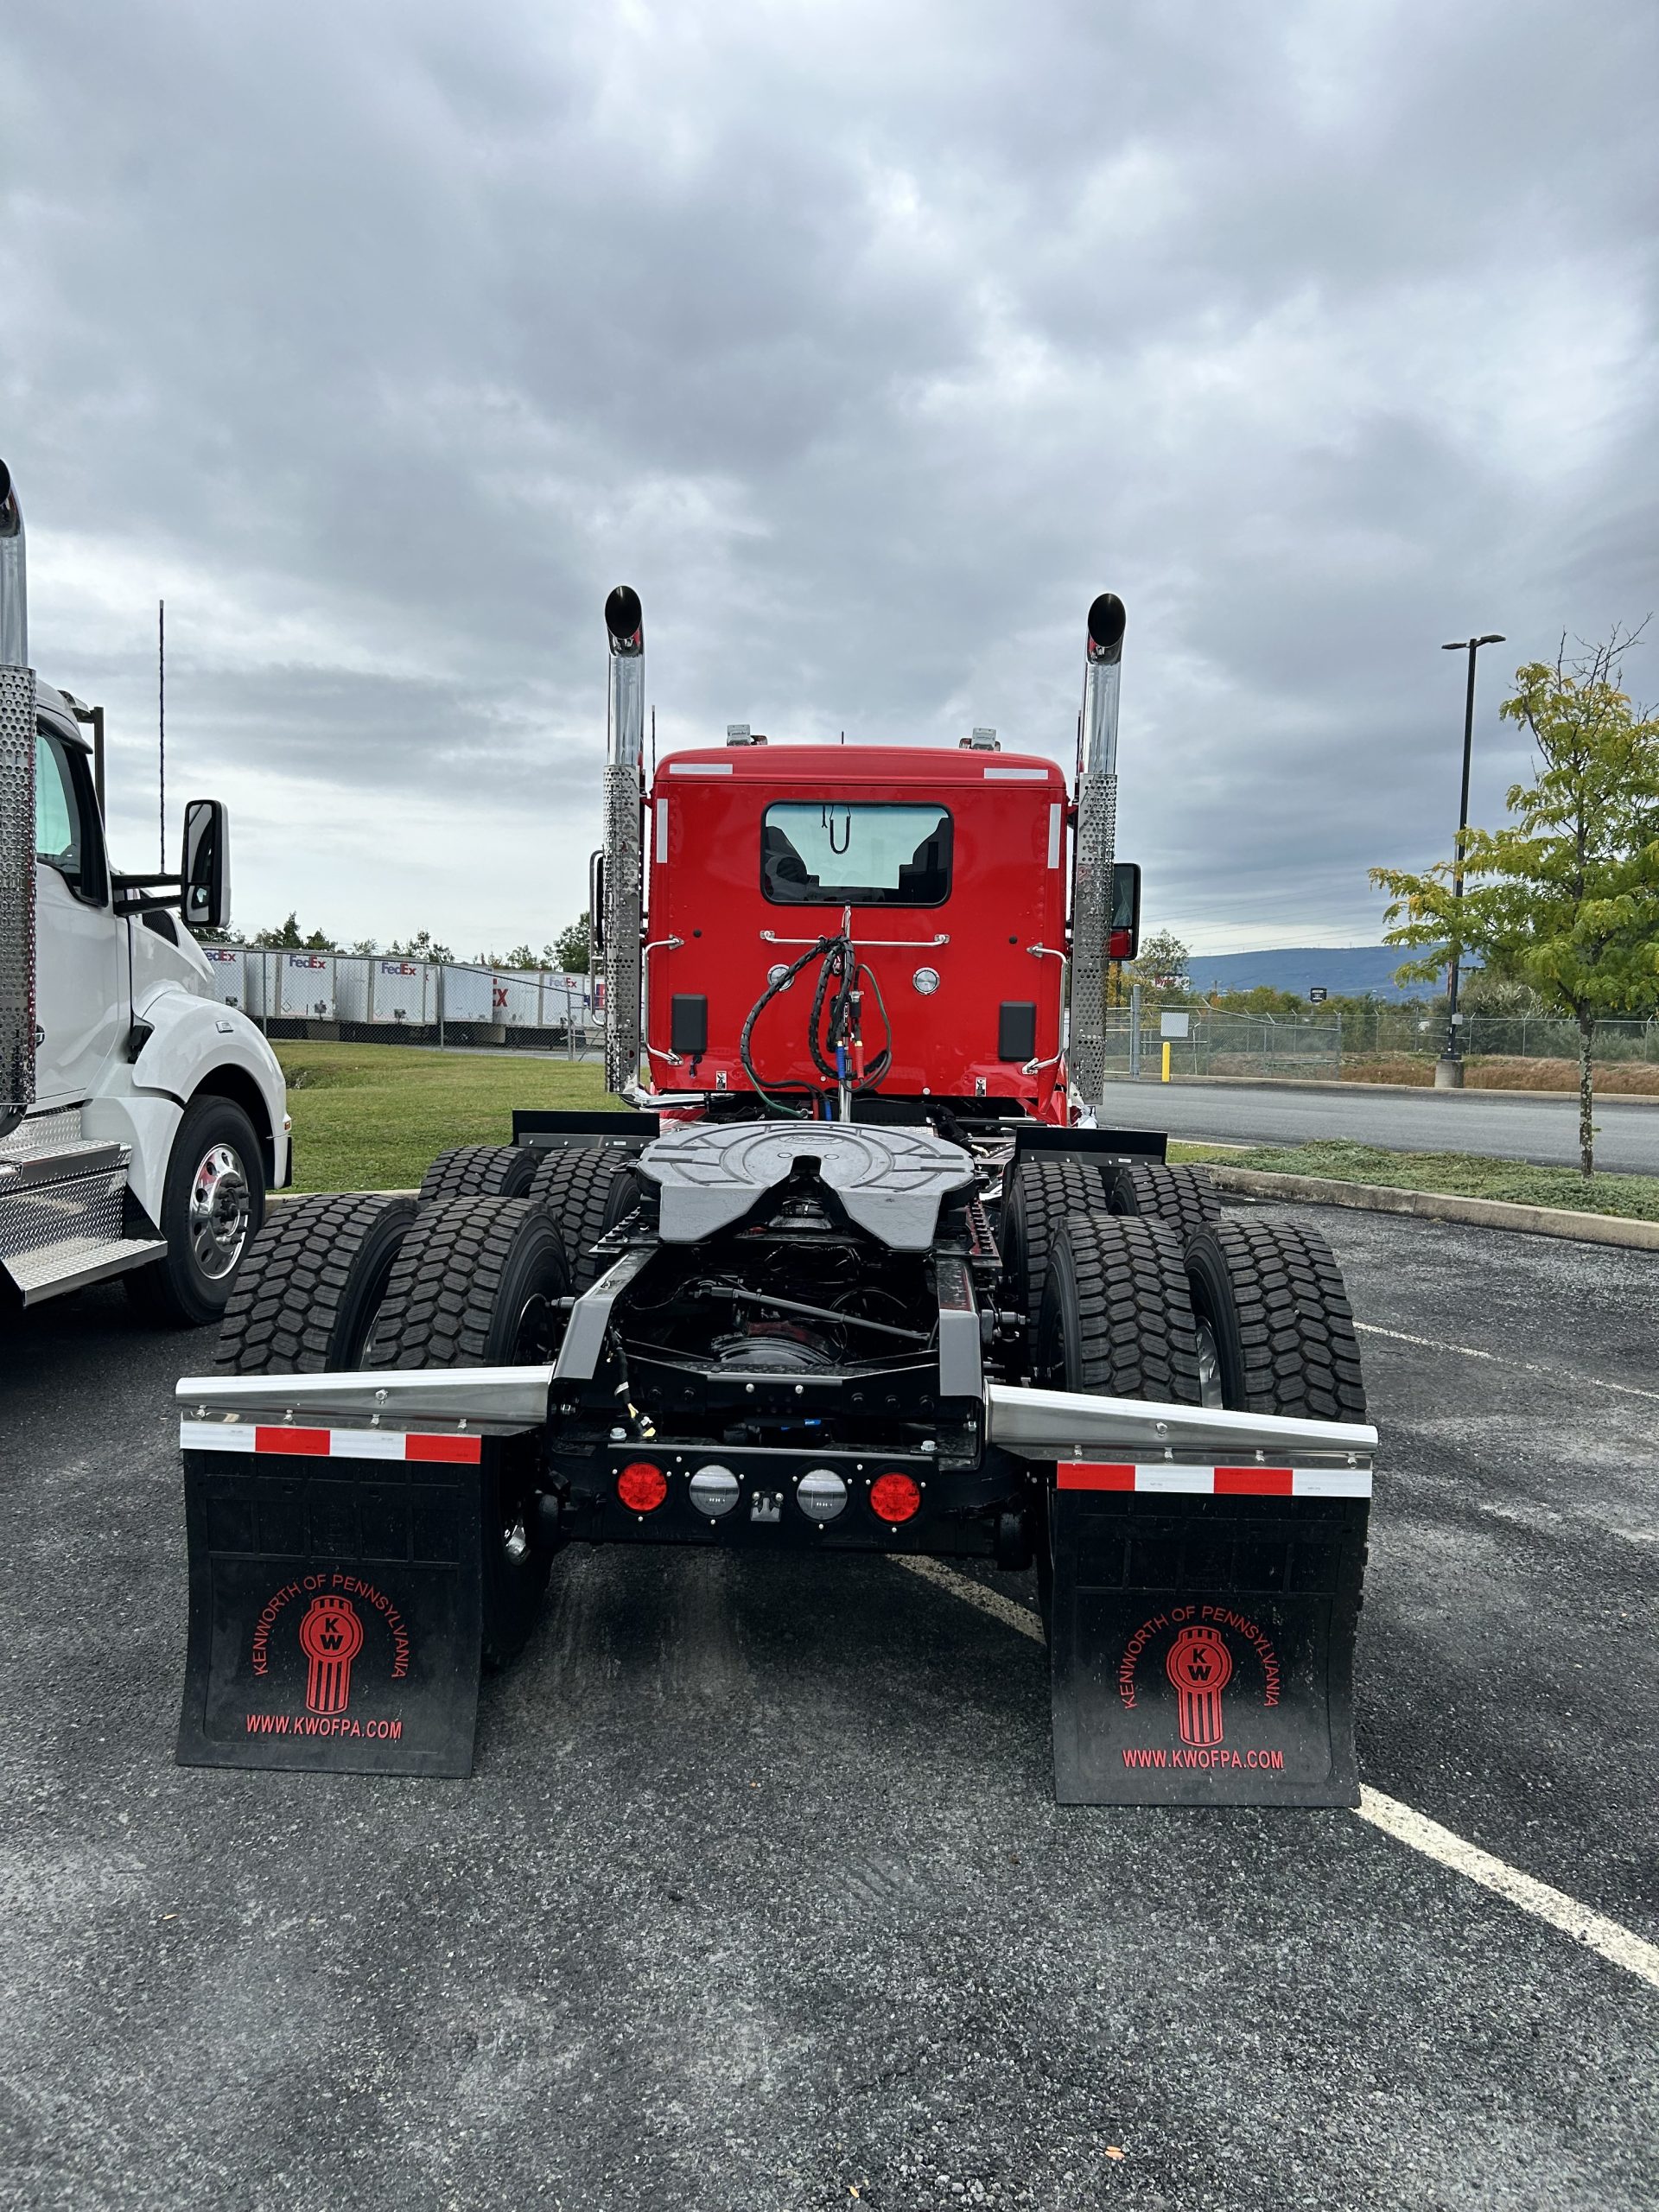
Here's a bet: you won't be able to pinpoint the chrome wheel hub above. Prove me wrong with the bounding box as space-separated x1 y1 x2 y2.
189 1141 251 1281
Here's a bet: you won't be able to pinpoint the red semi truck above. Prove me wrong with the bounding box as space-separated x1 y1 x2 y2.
173 587 1375 1802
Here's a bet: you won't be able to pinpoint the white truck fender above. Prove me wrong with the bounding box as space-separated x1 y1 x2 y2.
122 985 290 1205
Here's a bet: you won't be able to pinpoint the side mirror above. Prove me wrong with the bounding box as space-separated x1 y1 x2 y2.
588 849 605 954
181 798 231 932
1108 861 1141 961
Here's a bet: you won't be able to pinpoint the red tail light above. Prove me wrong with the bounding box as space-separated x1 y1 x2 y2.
618 1460 668 1513
869 1472 922 1524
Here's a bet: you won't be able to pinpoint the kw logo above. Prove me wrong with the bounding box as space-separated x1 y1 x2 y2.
1166 1623 1233 1747
299 1594 364 1715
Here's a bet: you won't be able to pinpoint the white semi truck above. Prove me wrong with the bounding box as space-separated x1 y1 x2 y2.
0 460 289 1322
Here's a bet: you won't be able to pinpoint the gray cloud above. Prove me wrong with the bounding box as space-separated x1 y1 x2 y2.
3 0 1656 955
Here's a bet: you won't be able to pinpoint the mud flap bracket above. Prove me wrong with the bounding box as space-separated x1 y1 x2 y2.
1049 1475 1368 1807
176 1433 486 1777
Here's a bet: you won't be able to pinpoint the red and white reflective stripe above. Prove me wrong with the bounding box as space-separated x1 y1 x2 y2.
180 1419 481 1465
1057 1462 1371 1498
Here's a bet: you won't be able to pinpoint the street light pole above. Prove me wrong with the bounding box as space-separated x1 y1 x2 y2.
1435 631 1505 1090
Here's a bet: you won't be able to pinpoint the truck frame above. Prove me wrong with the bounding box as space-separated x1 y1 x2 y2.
1 461 289 1320
174 587 1375 1802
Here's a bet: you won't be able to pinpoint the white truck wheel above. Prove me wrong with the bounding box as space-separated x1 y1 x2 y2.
127 1096 266 1327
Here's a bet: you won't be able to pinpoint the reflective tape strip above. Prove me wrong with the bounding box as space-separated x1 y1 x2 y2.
180 1420 482 1465
983 766 1049 780
1057 1462 1371 1497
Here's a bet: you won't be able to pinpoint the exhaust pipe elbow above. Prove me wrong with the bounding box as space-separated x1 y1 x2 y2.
605 585 643 658
1086 592 1125 668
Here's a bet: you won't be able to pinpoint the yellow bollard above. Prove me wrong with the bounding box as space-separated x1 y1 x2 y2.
1161 1040 1172 1084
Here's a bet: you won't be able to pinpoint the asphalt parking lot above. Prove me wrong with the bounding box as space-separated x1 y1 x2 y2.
2 1205 1656 2212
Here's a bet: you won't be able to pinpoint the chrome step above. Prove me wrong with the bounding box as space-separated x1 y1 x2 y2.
0 1105 86 1161
8 1233 168 1305
0 1138 128 1192
0 1141 159 1306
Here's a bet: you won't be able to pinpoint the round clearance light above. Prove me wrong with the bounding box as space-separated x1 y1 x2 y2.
688 1464 741 1518
796 1468 849 1523
617 1460 668 1514
767 963 793 989
869 1471 922 1524
912 967 940 995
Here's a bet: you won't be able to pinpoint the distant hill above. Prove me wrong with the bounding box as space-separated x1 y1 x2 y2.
1185 945 1435 1003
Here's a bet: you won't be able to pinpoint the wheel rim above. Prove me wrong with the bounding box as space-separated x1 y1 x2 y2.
189 1141 251 1281
1196 1317 1224 1409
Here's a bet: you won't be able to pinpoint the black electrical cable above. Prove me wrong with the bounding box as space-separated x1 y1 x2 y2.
740 931 894 1113
739 935 835 1116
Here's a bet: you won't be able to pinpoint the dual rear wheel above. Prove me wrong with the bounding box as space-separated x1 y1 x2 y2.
215 1184 572 1666
1012 1158 1365 1633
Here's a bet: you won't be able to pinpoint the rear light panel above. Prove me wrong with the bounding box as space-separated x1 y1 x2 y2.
601 1454 931 1532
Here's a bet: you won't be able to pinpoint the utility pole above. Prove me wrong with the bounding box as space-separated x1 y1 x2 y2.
157 598 166 869
1435 632 1505 1089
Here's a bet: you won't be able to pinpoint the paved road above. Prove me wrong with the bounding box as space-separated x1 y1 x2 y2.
1099 1077 1659 1173
2 1211 1656 2212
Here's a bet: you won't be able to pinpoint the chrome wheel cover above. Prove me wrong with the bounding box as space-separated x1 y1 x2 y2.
189 1141 251 1281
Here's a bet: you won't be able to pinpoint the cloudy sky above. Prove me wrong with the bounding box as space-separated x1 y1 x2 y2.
4 0 1656 957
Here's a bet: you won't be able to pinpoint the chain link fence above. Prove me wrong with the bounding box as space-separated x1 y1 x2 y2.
1101 1008 1344 1080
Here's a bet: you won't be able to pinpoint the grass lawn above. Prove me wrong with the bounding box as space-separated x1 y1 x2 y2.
271 1048 1658 1223
1171 1136 1659 1222
275 1042 622 1192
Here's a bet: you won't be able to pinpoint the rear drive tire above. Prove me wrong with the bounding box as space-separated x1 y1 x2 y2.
214 1192 417 1372
126 1095 266 1327
1108 1160 1220 1243
418 1144 540 1204
1185 1217 1367 1421
365 1197 571 1666
1001 1155 1113 1368
1032 1212 1203 1636
527 1144 640 1293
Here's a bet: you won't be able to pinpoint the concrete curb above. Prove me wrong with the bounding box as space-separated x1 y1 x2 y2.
1207 1166 1659 1251
270 1187 419 1202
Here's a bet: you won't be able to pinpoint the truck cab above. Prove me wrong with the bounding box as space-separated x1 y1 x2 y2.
2 465 289 1320
642 738 1071 1120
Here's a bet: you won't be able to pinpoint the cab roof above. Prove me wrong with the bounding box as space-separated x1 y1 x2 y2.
652 742 1068 791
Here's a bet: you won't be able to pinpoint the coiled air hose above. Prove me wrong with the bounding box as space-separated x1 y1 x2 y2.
739 932 893 1117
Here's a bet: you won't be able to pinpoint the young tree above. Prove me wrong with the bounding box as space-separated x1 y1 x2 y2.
554 918 590 976
1372 631 1659 1175
1128 929 1191 1001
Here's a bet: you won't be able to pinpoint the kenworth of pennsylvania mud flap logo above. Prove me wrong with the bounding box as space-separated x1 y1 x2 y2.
1116 1605 1285 1772
245 1574 411 1741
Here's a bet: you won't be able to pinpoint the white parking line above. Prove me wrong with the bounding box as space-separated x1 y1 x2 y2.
1354 1790 1659 1991
897 1554 1659 1993
1355 1320 1659 1404
896 1554 1045 1643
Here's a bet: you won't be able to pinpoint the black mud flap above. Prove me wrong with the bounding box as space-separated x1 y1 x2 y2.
1049 1481 1367 1808
176 1437 484 1777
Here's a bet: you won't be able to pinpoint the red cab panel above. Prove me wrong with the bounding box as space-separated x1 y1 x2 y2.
643 745 1070 1116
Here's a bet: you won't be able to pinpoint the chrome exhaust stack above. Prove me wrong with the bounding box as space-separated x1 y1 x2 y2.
1067 592 1125 1108
0 460 35 1144
601 585 645 1096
